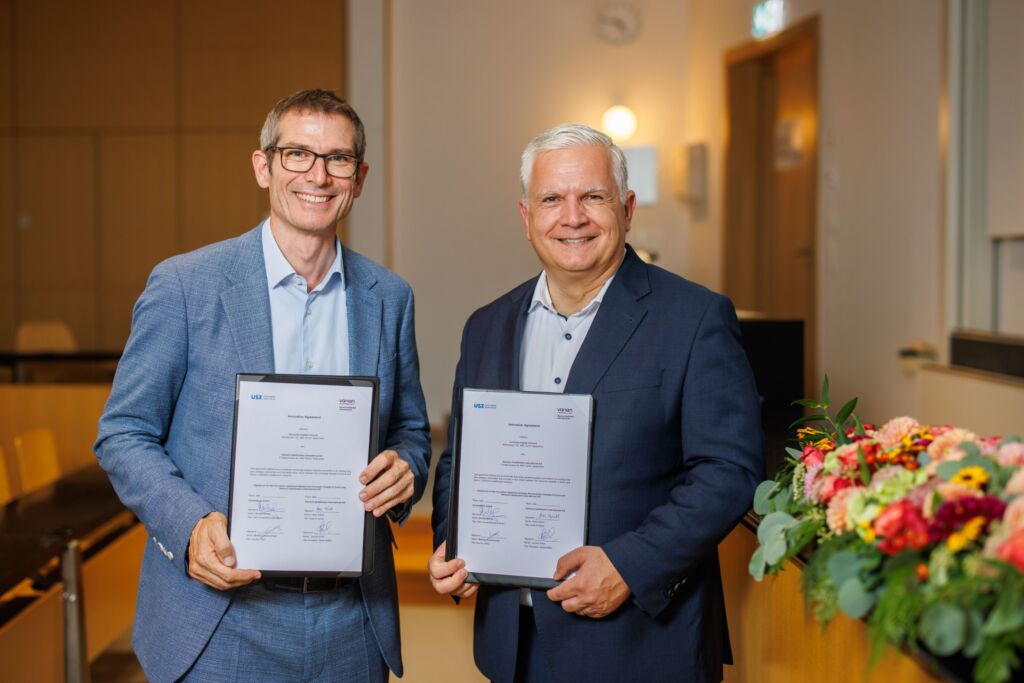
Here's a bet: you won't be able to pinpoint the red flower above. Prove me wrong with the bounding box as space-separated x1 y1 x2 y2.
873 500 930 556
818 474 855 504
997 529 1024 573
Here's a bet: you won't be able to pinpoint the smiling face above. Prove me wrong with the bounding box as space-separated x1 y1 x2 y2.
519 145 635 285
252 109 368 238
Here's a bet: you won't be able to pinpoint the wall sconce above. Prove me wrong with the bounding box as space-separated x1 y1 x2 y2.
602 105 638 143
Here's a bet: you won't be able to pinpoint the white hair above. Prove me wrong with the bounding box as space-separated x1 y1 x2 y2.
519 123 629 203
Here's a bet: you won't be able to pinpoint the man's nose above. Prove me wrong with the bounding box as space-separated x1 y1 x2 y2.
304 156 330 184
561 199 588 227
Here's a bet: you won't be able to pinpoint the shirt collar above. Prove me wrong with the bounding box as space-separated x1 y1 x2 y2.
529 269 616 318
261 220 344 291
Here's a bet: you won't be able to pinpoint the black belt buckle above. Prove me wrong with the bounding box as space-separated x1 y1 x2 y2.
262 576 353 593
303 576 336 593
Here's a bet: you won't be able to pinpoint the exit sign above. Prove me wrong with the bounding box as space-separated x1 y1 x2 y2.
752 0 785 38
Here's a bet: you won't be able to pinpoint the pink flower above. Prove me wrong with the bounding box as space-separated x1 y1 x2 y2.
803 462 823 502
1003 497 1024 530
801 445 826 468
927 428 978 462
875 417 921 449
818 474 855 504
979 436 1003 456
826 486 863 534
936 482 984 502
996 442 1024 468
997 529 1024 572
1005 469 1024 497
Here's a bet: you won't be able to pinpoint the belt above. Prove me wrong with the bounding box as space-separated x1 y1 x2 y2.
259 576 356 593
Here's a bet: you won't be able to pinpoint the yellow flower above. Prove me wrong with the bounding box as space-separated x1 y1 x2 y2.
950 466 989 489
945 516 987 553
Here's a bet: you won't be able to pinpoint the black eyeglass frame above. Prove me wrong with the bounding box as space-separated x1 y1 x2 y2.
265 146 362 179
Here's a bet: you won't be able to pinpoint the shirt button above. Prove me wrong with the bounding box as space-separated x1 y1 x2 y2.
304 309 311 317
564 333 572 340
306 360 313 369
554 377 562 385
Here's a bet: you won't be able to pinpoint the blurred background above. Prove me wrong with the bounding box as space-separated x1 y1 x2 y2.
1 1 1022 681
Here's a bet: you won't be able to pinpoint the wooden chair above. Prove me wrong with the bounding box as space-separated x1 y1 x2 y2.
0 445 12 505
14 320 77 352
13 428 60 493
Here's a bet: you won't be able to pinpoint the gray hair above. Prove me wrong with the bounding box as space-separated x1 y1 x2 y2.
519 123 629 203
259 88 366 163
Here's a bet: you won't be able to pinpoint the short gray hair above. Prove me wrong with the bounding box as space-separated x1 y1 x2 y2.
519 123 628 202
259 88 366 163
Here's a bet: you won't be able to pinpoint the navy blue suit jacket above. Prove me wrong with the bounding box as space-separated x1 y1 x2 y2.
432 246 763 683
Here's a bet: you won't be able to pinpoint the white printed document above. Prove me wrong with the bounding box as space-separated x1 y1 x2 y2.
228 375 378 576
449 388 592 588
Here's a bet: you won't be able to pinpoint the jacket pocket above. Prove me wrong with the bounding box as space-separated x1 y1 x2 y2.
600 369 663 392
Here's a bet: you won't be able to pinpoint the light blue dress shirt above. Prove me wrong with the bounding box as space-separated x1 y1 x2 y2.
261 221 349 375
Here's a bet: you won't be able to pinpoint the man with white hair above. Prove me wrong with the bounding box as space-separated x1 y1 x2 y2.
429 123 763 682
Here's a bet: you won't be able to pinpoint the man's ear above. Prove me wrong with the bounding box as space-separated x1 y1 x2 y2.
352 162 370 198
252 150 271 189
622 190 637 232
519 199 532 242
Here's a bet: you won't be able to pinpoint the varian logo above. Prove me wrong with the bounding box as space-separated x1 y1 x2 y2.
556 407 574 421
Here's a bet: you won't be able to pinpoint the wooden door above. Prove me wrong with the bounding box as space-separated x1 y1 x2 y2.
724 17 819 396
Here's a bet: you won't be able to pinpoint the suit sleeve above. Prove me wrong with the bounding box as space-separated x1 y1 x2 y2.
602 294 764 618
94 260 215 574
382 286 432 525
430 311 473 551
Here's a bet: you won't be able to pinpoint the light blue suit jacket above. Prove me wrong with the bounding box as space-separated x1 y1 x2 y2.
95 226 430 682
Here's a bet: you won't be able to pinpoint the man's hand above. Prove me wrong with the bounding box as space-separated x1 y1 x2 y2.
359 449 414 517
428 541 478 599
187 512 260 590
546 546 630 619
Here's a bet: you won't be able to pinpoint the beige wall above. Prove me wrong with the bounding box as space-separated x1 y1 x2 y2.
389 0 690 423
0 0 348 350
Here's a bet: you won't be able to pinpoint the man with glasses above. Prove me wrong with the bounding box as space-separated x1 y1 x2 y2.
96 89 430 682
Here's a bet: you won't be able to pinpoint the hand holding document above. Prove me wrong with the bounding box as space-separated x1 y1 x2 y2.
228 375 378 576
447 389 592 589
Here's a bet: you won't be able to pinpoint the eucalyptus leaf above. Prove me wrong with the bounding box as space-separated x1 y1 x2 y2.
772 486 792 513
764 535 788 565
827 550 863 587
999 436 1022 446
959 442 980 459
753 480 780 515
963 608 985 658
757 511 796 543
837 578 874 619
936 460 964 481
917 452 931 466
785 447 805 460
920 604 966 656
748 546 766 581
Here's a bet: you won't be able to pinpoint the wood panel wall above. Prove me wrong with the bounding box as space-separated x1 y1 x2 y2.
0 0 348 350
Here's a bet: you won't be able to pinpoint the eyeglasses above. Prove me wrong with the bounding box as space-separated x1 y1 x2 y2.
267 146 360 179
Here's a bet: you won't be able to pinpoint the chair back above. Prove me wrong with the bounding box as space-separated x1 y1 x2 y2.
13 428 60 493
15 320 78 352
0 446 12 505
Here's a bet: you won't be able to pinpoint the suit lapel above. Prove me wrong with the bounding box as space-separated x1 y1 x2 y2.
343 249 381 376
506 287 532 391
221 227 275 373
564 247 650 395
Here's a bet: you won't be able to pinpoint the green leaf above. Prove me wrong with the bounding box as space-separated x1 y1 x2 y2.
753 480 780 515
764 535 787 565
936 460 964 480
757 511 796 543
853 414 866 436
963 608 985 658
826 550 863 587
834 397 858 430
857 445 871 486
748 546 766 581
981 588 1024 636
785 446 804 459
789 413 829 430
792 398 825 409
959 442 981 458
772 486 792 513
920 604 966 656
837 577 875 619
821 374 831 407
917 452 931 466
999 435 1021 446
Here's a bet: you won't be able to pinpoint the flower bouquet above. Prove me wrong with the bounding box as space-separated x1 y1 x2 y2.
749 377 1024 683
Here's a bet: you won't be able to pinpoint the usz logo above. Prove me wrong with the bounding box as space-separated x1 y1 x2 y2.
250 394 276 400
473 403 497 409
